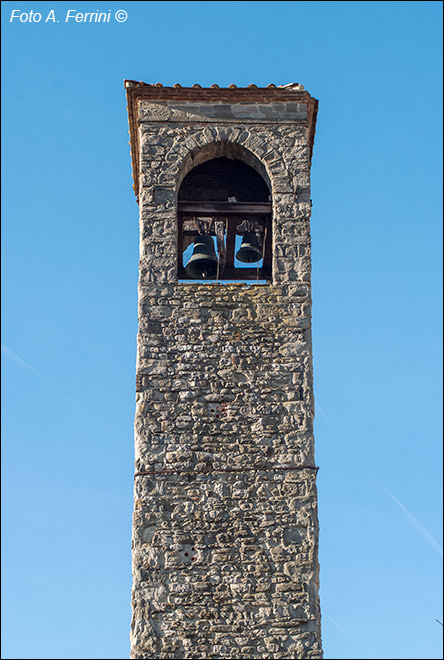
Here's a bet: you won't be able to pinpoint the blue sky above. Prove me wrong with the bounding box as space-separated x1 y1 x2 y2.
1 2 442 659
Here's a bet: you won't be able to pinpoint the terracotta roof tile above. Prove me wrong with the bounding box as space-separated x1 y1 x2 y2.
124 80 305 91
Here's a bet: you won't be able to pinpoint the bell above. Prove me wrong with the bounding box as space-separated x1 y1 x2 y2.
185 234 219 279
235 231 262 263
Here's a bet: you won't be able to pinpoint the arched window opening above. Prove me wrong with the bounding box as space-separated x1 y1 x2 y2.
178 157 272 281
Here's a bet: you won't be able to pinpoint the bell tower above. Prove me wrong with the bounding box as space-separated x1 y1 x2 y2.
125 81 322 659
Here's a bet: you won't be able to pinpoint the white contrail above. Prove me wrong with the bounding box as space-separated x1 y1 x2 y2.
384 489 443 558
326 615 365 648
2 344 87 413
316 404 443 558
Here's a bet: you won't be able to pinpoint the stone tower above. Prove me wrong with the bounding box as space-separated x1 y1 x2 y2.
125 81 322 659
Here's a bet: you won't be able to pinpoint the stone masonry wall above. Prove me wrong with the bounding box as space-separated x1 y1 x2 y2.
130 96 322 659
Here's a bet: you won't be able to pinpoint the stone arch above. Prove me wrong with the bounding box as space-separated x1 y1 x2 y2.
178 141 272 195
165 126 290 197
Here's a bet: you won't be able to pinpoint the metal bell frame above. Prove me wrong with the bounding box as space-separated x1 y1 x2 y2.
177 201 272 281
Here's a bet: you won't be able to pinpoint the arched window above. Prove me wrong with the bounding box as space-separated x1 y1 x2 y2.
178 157 272 281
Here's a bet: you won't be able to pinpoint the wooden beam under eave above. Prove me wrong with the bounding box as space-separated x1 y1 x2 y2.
178 201 272 215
